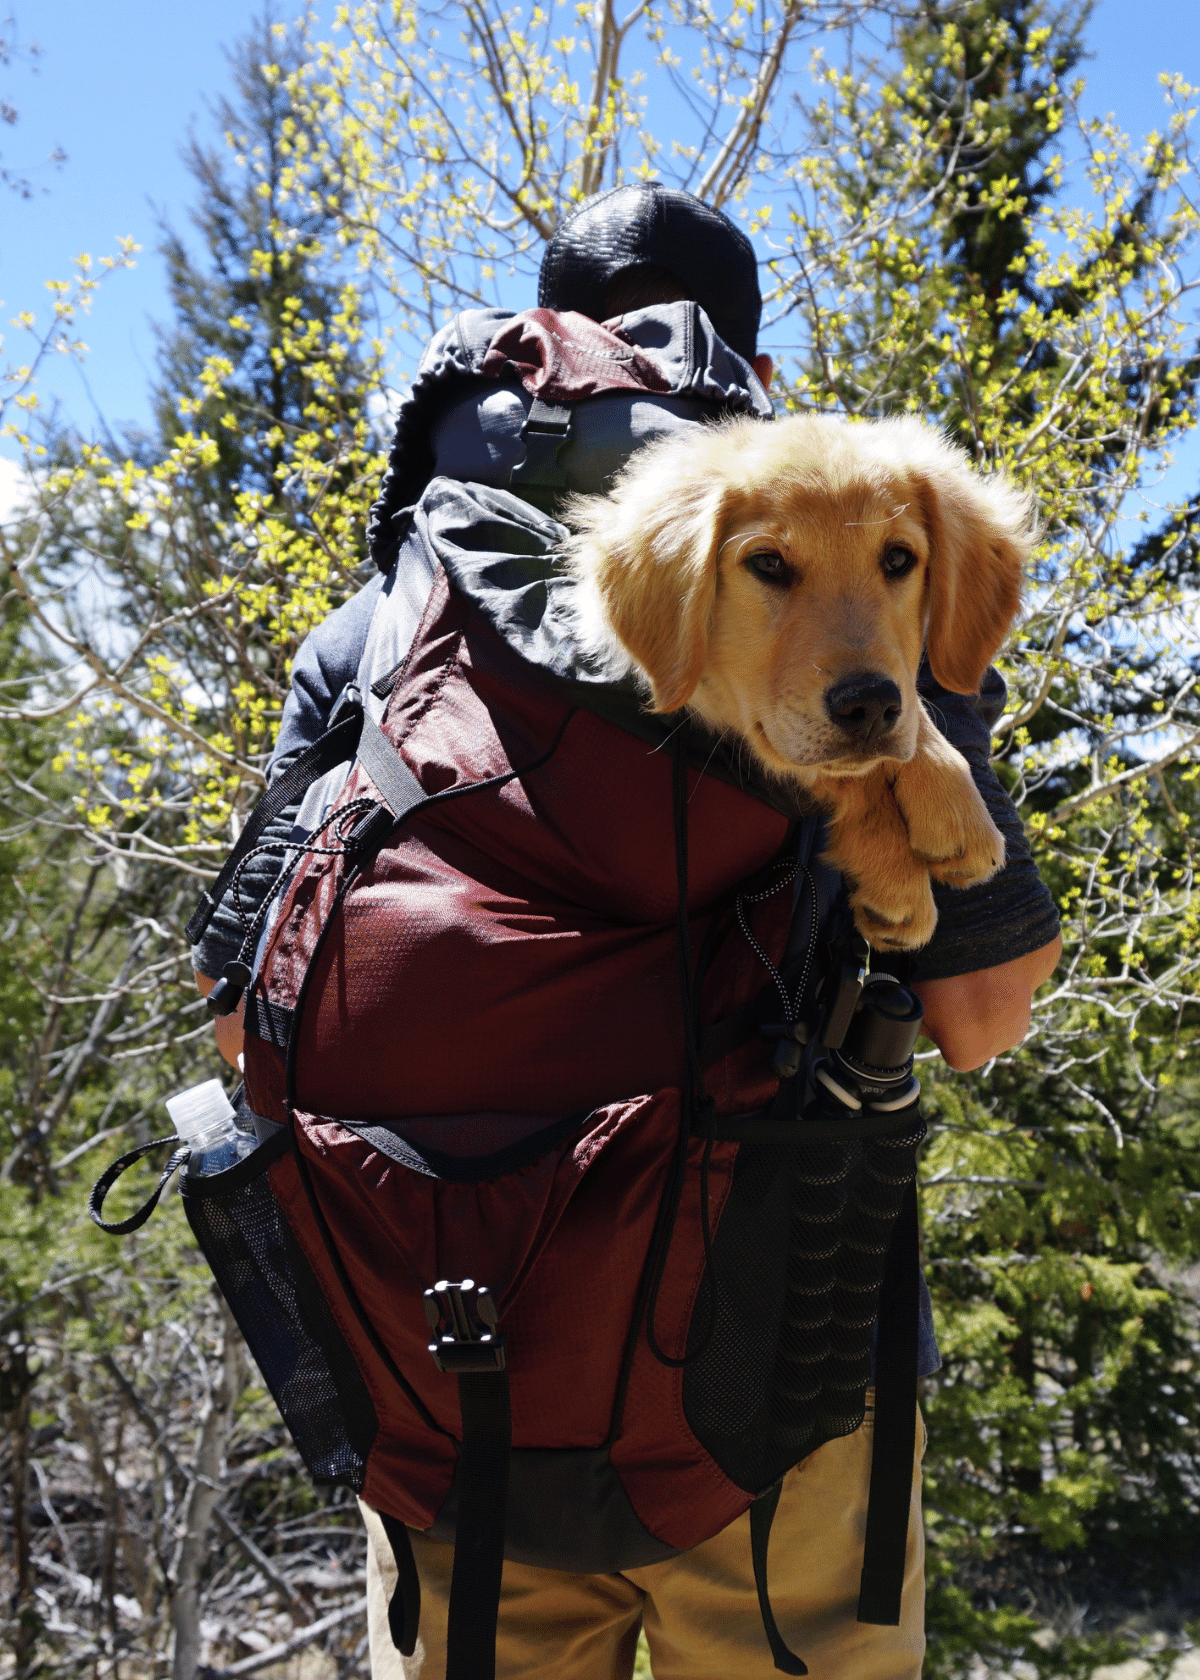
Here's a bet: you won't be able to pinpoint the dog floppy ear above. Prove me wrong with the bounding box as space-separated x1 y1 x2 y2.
911 445 1035 694
566 436 729 713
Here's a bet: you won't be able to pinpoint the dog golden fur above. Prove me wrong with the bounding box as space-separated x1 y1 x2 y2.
565 413 1036 951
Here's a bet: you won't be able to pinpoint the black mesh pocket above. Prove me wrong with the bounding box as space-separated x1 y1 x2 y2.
683 1110 925 1493
181 1134 377 1489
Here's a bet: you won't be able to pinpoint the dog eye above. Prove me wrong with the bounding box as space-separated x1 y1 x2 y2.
747 551 789 585
882 545 918 580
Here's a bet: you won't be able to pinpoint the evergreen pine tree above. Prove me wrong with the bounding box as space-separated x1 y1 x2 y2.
152 13 369 509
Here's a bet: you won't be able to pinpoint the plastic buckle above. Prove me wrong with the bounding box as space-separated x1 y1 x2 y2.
346 804 395 853
760 1020 809 1080
423 1279 507 1374
329 681 363 728
510 412 571 494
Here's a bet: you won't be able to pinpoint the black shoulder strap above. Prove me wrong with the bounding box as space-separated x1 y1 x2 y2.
185 697 366 946
185 691 434 953
857 1177 920 1626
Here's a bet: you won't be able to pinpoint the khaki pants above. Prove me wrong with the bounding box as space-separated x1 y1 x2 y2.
361 1403 926 1679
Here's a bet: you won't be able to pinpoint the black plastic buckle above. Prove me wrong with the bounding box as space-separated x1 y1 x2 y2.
510 426 570 492
423 1279 507 1374
206 959 252 1017
329 681 363 728
346 803 395 854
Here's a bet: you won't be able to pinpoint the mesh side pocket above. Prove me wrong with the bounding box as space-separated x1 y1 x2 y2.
683 1111 925 1493
182 1135 377 1489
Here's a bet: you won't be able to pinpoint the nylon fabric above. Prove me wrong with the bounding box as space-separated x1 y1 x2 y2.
365 301 771 570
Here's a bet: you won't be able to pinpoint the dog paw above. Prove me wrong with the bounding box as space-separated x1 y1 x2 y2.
898 778 1006 889
911 804 1005 888
848 876 938 952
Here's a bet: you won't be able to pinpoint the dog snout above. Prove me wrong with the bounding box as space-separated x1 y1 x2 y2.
824 672 903 750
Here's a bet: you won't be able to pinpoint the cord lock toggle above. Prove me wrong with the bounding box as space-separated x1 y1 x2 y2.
206 960 252 1017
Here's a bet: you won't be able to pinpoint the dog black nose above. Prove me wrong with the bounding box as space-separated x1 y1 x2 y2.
824 673 902 748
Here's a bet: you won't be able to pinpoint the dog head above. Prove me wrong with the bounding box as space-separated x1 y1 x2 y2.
565 412 1034 778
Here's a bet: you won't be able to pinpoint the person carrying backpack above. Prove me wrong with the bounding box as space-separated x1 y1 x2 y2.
183 185 1061 1679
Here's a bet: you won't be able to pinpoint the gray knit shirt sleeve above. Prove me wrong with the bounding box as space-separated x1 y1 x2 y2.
912 664 1060 982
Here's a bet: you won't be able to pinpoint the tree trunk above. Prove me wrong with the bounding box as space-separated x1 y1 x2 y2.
170 1299 245 1680
1007 1318 1043 1496
6 1343 39 1677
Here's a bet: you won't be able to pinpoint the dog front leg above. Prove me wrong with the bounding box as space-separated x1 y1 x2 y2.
813 767 939 951
892 707 1006 887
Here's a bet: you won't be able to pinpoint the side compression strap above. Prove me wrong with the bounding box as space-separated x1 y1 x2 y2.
857 1177 920 1626
377 1512 422 1660
749 1484 807 1676
356 709 426 818
445 1371 512 1680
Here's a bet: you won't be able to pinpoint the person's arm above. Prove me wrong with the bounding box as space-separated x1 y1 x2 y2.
913 932 1061 1071
196 972 246 1069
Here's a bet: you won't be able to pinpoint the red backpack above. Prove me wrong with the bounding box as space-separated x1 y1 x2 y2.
156 567 925 1679
92 313 926 1679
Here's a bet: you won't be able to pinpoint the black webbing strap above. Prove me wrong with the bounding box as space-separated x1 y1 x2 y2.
857 1177 920 1626
445 1371 512 1680
88 1135 189 1234
749 1482 808 1675
508 395 572 513
185 706 365 946
377 1512 422 1659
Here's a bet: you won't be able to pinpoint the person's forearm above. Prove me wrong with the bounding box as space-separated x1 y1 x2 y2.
913 933 1062 1072
196 972 246 1070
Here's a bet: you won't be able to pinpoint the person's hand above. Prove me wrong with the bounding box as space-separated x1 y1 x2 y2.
912 934 1062 1071
195 973 246 1070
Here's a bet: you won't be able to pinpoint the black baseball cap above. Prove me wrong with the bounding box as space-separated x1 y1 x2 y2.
538 182 762 363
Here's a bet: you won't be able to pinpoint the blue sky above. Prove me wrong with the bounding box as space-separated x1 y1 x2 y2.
0 0 1197 469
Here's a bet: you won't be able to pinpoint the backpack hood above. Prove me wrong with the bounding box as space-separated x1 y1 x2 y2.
367 302 772 573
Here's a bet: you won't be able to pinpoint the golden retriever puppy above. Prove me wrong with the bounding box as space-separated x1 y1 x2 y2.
564 413 1036 951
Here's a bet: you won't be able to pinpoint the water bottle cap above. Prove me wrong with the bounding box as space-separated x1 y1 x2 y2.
166 1079 236 1146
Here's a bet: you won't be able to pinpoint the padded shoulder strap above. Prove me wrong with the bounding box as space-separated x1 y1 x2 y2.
185 695 366 947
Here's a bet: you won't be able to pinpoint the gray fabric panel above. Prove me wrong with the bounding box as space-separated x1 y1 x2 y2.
367 300 771 569
428 1447 680 1572
431 384 718 495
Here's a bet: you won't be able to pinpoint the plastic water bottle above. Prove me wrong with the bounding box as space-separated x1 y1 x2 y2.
166 1080 257 1177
